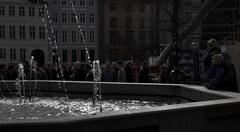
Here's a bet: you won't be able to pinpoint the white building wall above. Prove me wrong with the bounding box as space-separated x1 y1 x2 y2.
0 0 48 65
47 0 99 64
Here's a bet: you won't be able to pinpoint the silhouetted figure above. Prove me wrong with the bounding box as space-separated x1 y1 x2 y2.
36 66 48 80
169 68 186 84
125 61 134 82
139 62 151 83
74 64 86 81
159 57 174 83
102 61 115 82
111 62 119 81
116 61 126 82
6 65 17 80
0 64 7 80
206 54 238 92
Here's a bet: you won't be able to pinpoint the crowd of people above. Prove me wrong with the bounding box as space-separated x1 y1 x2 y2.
0 38 238 92
0 60 152 83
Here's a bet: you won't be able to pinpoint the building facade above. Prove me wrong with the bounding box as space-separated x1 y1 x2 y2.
47 0 99 64
0 0 48 66
99 0 165 62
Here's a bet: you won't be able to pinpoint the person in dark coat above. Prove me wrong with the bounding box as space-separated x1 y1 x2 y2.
116 61 126 82
125 61 134 82
74 64 86 81
206 54 238 92
112 62 119 81
6 65 18 80
204 41 222 71
139 62 151 83
102 61 115 82
0 64 7 80
169 68 186 84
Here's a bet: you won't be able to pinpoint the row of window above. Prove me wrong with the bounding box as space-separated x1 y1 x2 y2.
52 12 95 24
0 47 95 63
0 5 44 17
109 3 155 13
54 30 95 43
61 48 95 63
0 48 26 60
110 17 155 29
55 0 95 7
109 31 155 45
0 25 45 40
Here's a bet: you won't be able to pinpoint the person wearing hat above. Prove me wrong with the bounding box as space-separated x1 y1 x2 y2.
204 38 222 69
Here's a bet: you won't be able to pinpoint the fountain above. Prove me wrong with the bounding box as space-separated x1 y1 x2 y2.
0 81 240 132
92 60 103 112
0 1 240 132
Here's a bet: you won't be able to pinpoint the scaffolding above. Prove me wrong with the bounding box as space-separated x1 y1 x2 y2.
202 0 240 44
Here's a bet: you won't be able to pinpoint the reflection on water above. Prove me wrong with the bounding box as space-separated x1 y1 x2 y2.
0 97 187 122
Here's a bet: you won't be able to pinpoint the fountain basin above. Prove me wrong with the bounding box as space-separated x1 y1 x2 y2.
0 81 240 132
0 96 188 122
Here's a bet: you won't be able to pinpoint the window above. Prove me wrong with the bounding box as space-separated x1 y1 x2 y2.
140 18 145 28
53 12 58 23
0 5 5 16
150 5 154 13
149 31 154 44
62 13 67 23
52 0 57 5
29 7 35 17
139 31 146 44
109 31 119 45
62 30 68 42
0 48 6 59
72 31 77 42
109 3 116 11
62 49 68 63
150 18 154 29
110 17 117 28
125 31 134 44
80 49 86 63
0 25 5 39
29 26 35 39
71 49 77 62
139 4 145 13
39 26 45 39
89 49 94 61
89 31 95 43
9 26 16 39
20 49 26 60
71 13 77 23
79 13 85 23
61 0 67 6
10 48 16 60
125 3 132 12
9 6 15 16
89 13 94 23
19 6 25 16
19 26 26 39
126 17 132 28
89 0 94 6
79 0 85 6
38 7 44 17
80 31 85 42
71 0 76 6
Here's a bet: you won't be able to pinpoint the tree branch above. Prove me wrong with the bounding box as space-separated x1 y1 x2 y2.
158 0 223 65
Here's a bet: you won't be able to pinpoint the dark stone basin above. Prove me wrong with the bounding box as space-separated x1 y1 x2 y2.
0 81 240 132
